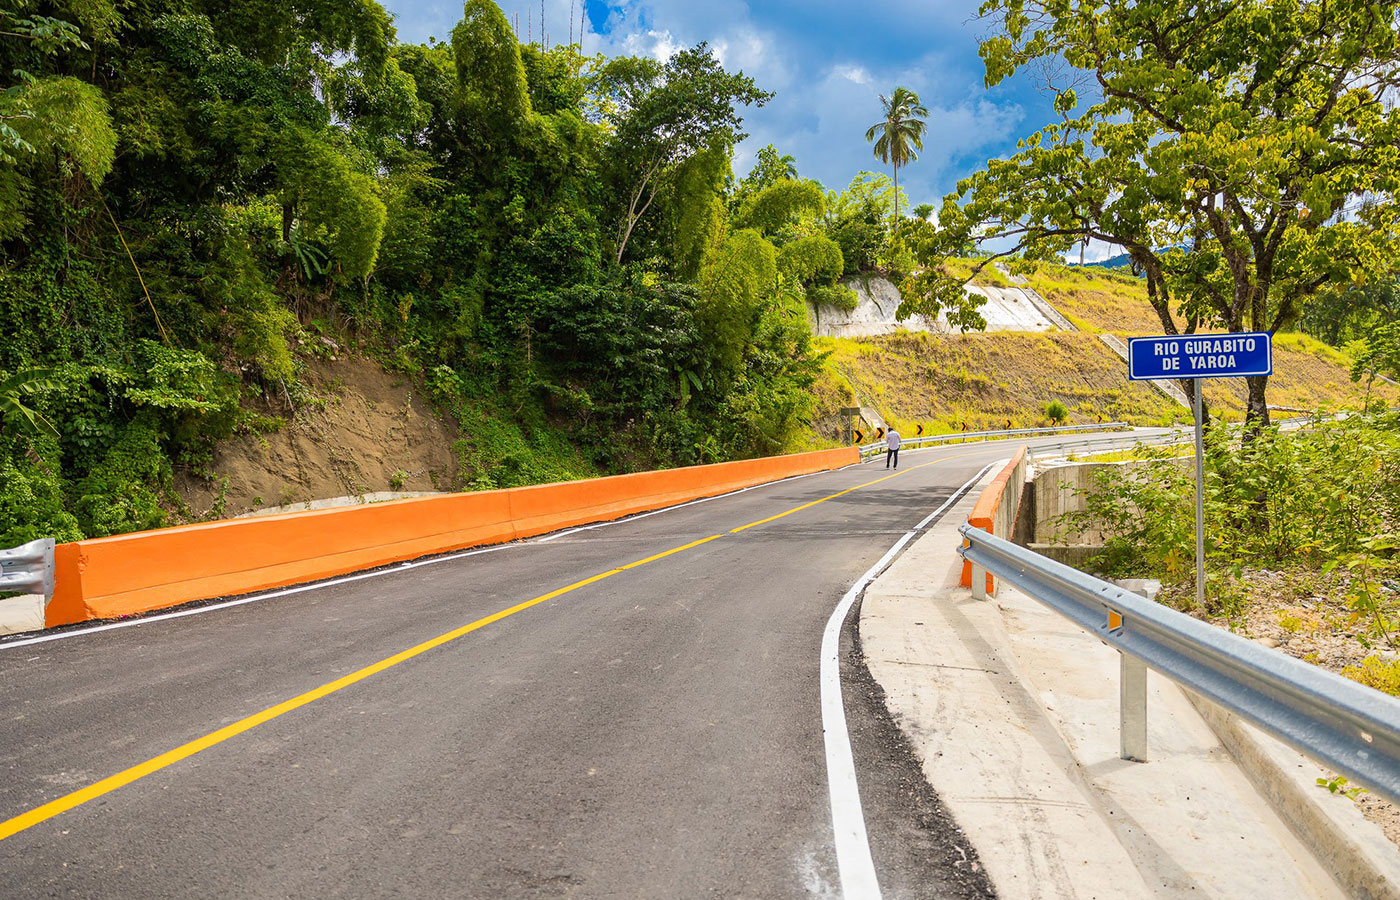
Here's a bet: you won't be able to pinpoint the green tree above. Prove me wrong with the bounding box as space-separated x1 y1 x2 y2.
917 0 1400 430
453 0 531 134
1349 321 1400 402
1302 281 1400 348
733 178 825 236
698 228 777 375
746 144 797 187
863 87 927 232
730 143 798 210
593 44 772 263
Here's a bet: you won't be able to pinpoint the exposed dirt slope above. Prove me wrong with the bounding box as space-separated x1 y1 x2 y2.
177 357 461 520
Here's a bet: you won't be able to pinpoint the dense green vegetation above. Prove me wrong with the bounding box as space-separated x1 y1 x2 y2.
0 0 908 546
1060 413 1400 641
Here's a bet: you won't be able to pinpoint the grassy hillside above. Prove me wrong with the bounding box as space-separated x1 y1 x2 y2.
1029 263 1400 418
816 331 1188 435
810 262 1397 435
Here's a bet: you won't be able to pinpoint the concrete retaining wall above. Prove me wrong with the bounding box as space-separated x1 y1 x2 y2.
1032 457 1192 545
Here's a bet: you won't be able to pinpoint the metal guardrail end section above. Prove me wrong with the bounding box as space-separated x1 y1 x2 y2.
0 537 55 599
957 525 1400 806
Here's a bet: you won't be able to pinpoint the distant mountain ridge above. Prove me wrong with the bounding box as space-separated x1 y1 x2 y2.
1080 251 1135 270
1075 245 1189 272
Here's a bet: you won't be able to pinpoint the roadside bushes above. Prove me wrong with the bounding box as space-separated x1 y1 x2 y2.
1059 412 1400 627
0 342 239 542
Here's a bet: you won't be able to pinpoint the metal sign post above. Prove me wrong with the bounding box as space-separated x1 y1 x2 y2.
1128 332 1273 607
1193 381 1206 609
838 407 860 444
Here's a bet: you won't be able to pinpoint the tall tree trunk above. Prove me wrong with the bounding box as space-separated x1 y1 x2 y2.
892 161 899 237
1245 374 1271 435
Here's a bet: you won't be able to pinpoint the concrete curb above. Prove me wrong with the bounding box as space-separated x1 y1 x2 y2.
862 466 1356 899
1189 693 1400 900
0 594 43 635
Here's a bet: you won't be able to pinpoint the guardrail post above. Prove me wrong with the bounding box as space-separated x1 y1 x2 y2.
1121 652 1148 762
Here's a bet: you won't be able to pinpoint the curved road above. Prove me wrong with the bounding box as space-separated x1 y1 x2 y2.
0 437 1136 899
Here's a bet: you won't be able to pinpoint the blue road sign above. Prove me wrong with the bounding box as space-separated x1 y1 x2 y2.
1128 332 1272 380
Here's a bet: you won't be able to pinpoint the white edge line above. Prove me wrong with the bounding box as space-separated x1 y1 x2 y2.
820 462 997 900
0 468 837 651
0 544 522 651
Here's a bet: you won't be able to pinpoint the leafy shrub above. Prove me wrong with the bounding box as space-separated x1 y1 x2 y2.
1045 399 1069 424
1056 413 1400 627
0 454 83 546
809 283 859 312
1343 656 1400 696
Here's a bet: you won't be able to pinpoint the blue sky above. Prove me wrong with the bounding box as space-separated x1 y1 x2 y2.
381 0 1059 220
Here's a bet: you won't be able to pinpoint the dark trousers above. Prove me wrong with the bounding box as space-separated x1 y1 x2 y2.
886 447 899 468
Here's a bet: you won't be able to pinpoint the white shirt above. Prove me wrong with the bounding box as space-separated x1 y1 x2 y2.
886 430 901 450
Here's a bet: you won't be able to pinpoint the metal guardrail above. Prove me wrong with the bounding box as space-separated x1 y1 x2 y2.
1026 428 1200 463
958 526 1400 804
1027 413 1336 464
858 422 1130 460
0 538 55 599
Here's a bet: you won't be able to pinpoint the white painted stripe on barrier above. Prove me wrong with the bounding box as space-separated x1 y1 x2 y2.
0 544 521 650
820 462 994 899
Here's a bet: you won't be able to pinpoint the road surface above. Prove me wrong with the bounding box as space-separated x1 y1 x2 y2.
0 437 1130 899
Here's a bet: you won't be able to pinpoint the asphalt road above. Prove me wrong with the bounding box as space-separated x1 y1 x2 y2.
0 437 1125 899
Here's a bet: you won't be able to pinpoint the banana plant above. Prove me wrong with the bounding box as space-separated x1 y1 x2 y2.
0 368 59 437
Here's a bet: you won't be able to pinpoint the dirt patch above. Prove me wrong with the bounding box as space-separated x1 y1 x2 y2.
1165 571 1400 847
176 357 461 520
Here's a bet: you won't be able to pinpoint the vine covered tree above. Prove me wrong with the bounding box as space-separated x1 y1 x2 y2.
0 0 842 544
908 0 1400 428
593 44 772 264
863 87 928 231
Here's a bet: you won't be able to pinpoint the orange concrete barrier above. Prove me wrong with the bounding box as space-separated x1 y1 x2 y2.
960 446 1029 595
47 446 857 627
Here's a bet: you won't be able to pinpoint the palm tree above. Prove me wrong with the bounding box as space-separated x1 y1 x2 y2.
864 87 928 233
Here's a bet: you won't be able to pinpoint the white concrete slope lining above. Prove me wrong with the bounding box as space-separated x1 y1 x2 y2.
809 275 1063 338
1098 333 1192 409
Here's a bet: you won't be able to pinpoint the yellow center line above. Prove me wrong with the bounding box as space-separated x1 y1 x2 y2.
0 447 988 842
728 458 940 534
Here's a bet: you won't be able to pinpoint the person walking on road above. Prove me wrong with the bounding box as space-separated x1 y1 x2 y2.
885 427 901 468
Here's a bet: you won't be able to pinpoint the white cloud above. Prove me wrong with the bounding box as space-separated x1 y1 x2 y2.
621 28 682 61
833 64 870 85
